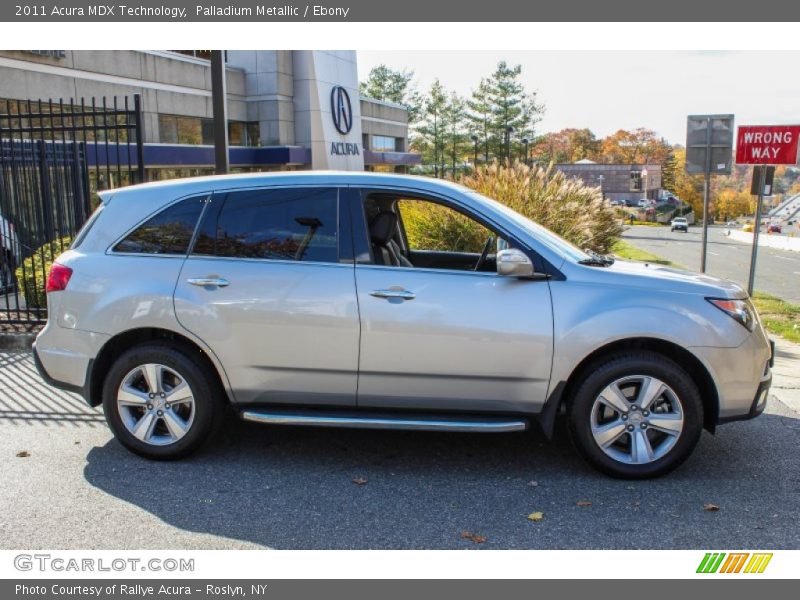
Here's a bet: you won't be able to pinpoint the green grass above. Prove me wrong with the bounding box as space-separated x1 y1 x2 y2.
752 292 800 344
611 240 681 267
612 240 800 343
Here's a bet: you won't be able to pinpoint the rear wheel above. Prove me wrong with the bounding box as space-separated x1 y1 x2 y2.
567 351 703 479
102 342 224 459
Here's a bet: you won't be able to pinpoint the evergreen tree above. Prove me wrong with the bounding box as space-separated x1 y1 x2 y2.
413 80 449 177
466 79 493 163
485 62 544 163
359 64 422 124
442 92 467 178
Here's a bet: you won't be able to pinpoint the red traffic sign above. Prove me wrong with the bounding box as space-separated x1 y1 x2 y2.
736 125 800 165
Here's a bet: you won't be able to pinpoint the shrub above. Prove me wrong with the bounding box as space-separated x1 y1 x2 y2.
459 162 622 254
15 236 73 309
399 199 492 253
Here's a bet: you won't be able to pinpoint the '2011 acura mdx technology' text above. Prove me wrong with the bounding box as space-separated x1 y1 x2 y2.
33 172 773 478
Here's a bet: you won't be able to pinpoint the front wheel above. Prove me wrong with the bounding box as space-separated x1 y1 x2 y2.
567 351 703 479
102 342 224 459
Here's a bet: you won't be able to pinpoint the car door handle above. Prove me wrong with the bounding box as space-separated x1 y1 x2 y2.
187 277 230 288
370 289 415 300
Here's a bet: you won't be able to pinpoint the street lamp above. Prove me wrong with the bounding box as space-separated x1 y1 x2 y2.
505 126 514 165
471 134 479 168
521 138 529 166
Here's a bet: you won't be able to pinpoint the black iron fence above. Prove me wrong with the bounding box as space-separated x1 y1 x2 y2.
0 95 144 325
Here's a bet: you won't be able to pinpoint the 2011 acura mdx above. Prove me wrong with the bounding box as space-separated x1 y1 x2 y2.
33 172 773 478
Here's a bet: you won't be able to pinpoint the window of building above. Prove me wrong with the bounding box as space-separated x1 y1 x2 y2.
113 196 206 255
158 114 260 146
193 188 338 263
630 171 643 192
371 135 399 153
170 51 215 61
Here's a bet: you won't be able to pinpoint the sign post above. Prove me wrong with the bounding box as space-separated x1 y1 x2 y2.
686 115 735 273
735 124 800 295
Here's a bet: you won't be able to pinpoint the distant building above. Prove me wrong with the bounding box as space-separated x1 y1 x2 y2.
555 161 662 204
0 50 420 179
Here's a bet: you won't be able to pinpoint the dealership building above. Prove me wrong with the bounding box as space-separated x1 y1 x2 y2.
0 50 420 179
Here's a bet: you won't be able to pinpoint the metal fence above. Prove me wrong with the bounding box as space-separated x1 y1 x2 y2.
0 95 144 325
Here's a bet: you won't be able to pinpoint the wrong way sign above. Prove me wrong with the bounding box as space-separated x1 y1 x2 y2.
736 125 800 164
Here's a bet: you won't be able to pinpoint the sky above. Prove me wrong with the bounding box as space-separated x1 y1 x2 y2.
357 51 800 145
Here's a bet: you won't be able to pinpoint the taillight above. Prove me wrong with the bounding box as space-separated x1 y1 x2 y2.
46 263 72 293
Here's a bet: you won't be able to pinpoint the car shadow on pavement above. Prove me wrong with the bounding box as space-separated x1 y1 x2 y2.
82 408 800 550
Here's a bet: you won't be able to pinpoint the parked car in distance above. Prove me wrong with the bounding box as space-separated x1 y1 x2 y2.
670 217 689 232
608 199 623 206
33 172 773 479
767 223 782 234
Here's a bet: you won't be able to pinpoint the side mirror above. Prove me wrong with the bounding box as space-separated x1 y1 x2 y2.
496 248 534 278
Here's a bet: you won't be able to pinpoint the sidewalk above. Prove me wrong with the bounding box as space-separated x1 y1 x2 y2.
771 336 800 413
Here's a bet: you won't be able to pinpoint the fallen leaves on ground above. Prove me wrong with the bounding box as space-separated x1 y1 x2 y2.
352 476 368 485
703 503 720 512
527 511 544 521
16 451 30 458
460 531 487 544
576 500 592 507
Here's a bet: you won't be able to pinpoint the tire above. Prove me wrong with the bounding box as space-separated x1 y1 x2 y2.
567 350 703 479
102 342 224 460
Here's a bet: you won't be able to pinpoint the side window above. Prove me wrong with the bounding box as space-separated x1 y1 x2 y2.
193 187 338 263
397 199 499 254
113 196 205 255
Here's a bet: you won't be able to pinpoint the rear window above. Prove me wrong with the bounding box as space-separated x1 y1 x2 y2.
70 204 105 250
113 196 206 255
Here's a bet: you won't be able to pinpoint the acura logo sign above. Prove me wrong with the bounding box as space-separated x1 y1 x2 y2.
330 86 353 135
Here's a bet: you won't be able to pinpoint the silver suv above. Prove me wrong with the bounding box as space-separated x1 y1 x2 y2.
34 172 773 478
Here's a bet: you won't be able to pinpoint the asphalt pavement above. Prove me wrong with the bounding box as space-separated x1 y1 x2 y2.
1 350 798 550
621 225 800 304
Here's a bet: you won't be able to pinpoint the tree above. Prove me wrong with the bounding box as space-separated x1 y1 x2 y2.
485 62 544 163
531 128 599 164
466 78 493 163
661 148 678 193
359 64 422 123
599 128 672 164
442 92 468 178
671 148 704 216
413 80 450 177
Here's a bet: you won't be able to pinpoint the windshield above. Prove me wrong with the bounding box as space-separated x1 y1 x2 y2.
466 191 591 263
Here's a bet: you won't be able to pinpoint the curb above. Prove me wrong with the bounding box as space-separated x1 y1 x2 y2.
0 333 35 352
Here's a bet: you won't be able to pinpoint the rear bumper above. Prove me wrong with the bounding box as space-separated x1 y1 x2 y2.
32 341 91 402
33 321 108 405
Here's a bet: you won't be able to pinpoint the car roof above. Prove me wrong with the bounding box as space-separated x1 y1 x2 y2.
97 171 473 203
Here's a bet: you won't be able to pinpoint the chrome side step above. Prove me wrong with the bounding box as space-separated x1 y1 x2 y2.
240 410 528 433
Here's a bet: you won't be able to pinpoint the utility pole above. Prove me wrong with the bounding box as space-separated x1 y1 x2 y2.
211 50 229 175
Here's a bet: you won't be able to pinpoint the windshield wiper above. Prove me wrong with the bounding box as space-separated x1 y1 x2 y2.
579 249 615 267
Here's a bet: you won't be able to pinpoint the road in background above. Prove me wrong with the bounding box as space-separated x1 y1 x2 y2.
622 225 800 304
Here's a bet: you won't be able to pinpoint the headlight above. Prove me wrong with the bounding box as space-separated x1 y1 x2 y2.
706 297 756 331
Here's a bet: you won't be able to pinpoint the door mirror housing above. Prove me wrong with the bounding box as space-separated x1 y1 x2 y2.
496 248 534 278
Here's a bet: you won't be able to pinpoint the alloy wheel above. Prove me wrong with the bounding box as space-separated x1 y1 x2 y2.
117 363 195 446
590 375 684 465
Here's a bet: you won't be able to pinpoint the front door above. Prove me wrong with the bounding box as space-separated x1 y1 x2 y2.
174 186 359 407
352 193 554 414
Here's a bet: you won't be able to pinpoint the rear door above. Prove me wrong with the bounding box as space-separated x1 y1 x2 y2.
174 186 359 407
